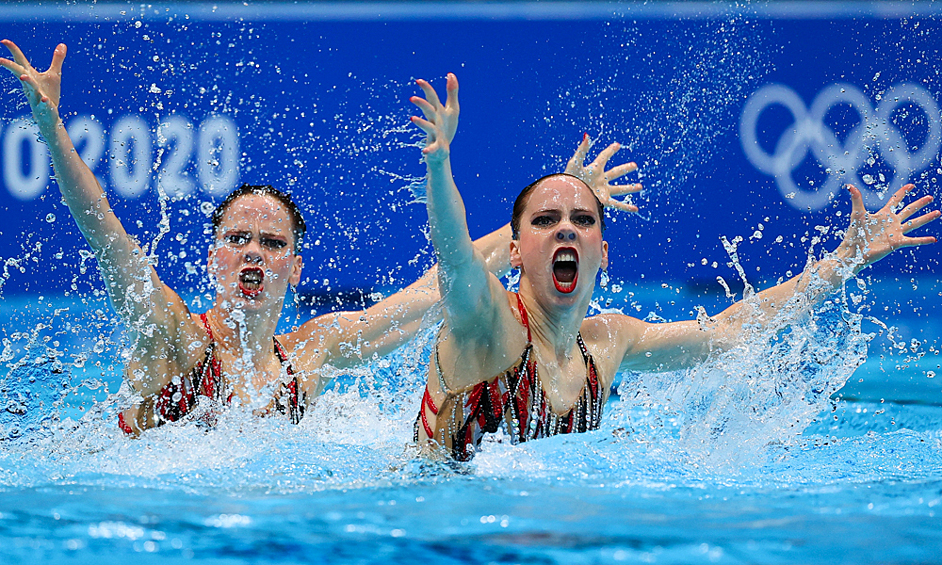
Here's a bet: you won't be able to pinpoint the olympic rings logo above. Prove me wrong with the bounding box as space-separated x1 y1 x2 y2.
740 83 941 211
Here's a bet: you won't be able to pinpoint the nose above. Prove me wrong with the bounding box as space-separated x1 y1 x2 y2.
243 239 264 264
555 230 576 241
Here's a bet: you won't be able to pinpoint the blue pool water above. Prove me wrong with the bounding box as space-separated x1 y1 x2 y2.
1 277 941 564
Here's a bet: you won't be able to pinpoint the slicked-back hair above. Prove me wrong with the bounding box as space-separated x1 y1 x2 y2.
211 184 307 253
510 173 605 240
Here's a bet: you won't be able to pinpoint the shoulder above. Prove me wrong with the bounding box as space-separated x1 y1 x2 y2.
578 313 648 385
135 300 206 363
580 312 646 343
282 311 343 355
281 309 387 372
124 306 209 393
178 311 213 354
448 285 520 343
435 289 529 386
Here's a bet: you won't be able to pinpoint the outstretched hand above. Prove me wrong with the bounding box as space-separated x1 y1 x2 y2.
837 183 940 271
565 134 643 213
0 40 67 130
410 73 459 164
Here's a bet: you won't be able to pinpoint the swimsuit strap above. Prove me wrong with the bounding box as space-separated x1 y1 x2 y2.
575 333 590 364
418 387 439 440
200 312 214 340
272 337 294 375
575 333 601 402
272 336 305 424
196 312 222 399
422 327 450 440
433 326 451 395
515 293 532 343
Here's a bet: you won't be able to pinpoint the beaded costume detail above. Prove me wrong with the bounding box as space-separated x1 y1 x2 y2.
118 313 305 433
415 294 604 461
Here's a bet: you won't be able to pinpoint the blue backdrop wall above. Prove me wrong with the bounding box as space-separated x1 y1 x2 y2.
1 2 940 306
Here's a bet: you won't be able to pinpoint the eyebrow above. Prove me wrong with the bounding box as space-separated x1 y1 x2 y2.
221 227 287 235
531 207 597 215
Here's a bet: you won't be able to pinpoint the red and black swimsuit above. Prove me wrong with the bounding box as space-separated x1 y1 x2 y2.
118 313 305 434
415 294 605 461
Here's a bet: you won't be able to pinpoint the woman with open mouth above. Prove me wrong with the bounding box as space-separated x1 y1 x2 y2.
1 41 514 436
409 73 940 462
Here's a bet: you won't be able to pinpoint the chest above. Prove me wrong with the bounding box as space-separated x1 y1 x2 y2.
528 347 594 415
210 349 290 402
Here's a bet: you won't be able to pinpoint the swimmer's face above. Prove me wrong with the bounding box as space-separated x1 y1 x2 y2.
510 176 608 304
208 194 303 309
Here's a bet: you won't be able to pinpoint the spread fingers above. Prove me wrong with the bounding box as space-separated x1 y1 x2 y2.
899 195 934 221
0 39 31 69
609 182 643 196
607 199 638 213
902 209 941 234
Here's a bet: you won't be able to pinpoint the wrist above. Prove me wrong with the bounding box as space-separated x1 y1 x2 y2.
39 115 66 147
425 150 451 168
828 244 866 281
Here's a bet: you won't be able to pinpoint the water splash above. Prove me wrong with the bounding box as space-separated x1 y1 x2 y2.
539 14 775 199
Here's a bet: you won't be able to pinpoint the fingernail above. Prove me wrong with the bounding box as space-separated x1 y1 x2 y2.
583 133 588 141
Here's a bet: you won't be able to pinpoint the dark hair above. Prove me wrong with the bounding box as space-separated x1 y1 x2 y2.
510 173 605 239
211 184 307 252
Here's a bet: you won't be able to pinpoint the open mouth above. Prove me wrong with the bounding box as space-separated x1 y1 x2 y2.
238 267 264 298
552 248 578 294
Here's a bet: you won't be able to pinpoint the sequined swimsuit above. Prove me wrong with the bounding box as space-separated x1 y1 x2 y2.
118 313 305 434
415 294 605 461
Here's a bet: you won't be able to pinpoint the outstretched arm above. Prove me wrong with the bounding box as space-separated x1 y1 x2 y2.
409 73 509 343
607 183 939 373
0 42 111 249
1 41 202 395
287 223 512 374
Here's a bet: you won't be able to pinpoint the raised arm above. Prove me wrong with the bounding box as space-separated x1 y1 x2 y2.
603 183 939 374
1 41 202 394
409 73 510 341
1 42 112 249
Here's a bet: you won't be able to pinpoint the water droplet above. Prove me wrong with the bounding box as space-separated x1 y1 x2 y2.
45 213 55 223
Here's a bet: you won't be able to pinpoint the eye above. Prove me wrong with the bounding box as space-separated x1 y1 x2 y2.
260 237 288 250
573 214 596 227
225 233 251 246
531 215 555 227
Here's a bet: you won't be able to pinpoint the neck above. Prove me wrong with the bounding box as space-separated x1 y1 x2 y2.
517 278 592 361
206 298 283 363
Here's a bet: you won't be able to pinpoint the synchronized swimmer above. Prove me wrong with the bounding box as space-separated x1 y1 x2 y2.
409 73 939 461
0 40 514 435
3 41 939 459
